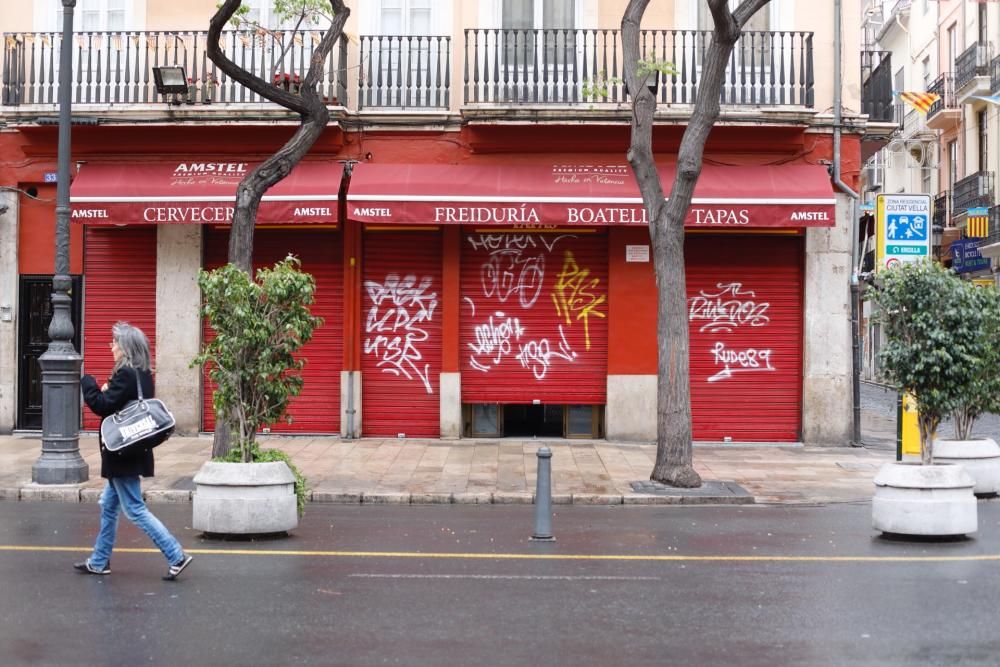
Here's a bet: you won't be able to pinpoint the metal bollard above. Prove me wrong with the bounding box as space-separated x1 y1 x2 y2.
530 446 555 541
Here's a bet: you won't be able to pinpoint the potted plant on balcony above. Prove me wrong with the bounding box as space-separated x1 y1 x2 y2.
868 261 986 537
201 74 218 104
191 256 322 536
932 283 1000 496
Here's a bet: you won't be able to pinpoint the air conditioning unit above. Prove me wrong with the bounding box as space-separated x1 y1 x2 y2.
865 155 884 189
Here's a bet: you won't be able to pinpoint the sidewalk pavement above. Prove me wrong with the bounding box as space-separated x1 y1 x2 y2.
0 409 900 506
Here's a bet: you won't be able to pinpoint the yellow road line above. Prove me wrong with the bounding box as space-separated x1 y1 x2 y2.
2 544 1000 563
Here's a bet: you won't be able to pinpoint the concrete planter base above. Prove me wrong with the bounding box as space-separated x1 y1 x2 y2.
933 437 1000 497
192 461 298 535
872 462 977 538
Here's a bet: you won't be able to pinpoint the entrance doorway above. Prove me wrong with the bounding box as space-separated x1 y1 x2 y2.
464 403 603 438
17 276 82 430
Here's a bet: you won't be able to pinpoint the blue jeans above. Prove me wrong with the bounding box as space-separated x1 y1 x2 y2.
89 477 185 569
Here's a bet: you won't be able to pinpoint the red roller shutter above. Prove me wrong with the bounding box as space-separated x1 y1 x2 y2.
361 230 442 437
202 228 342 434
687 235 803 441
82 227 157 431
460 231 608 404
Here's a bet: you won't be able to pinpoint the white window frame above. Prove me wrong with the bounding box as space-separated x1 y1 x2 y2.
36 0 136 33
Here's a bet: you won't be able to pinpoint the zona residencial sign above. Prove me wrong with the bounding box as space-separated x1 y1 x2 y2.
875 194 931 272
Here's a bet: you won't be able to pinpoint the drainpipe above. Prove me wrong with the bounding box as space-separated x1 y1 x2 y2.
338 160 357 438
831 0 863 447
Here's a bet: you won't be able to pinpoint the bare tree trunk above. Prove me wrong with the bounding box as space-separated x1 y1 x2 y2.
205 0 349 457
622 0 771 487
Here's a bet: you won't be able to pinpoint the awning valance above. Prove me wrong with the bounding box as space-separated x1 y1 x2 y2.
347 163 836 228
70 161 341 225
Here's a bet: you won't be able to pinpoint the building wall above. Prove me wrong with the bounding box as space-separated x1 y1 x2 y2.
0 190 17 433
155 225 202 434
802 194 854 446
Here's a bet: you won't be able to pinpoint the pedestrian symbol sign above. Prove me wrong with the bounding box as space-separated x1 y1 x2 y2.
885 213 927 241
876 194 931 272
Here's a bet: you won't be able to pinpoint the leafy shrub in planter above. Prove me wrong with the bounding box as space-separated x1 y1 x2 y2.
193 257 322 499
948 284 1000 439
870 261 990 464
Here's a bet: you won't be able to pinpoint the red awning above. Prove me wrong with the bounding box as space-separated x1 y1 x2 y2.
70 160 342 225
347 163 836 228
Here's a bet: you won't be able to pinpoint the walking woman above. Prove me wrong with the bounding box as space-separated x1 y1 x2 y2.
75 321 192 581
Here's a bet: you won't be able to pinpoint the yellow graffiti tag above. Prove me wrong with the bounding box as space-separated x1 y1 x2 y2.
552 250 606 350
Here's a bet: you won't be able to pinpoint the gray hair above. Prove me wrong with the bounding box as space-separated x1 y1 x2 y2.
112 321 151 373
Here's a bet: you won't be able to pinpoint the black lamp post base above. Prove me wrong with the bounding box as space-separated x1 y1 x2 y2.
32 451 89 485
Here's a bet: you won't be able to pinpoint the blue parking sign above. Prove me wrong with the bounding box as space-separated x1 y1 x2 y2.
885 213 927 241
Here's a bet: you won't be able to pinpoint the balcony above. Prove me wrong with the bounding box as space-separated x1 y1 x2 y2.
900 108 933 140
925 73 960 130
463 28 814 108
358 35 451 109
2 30 348 108
933 191 950 230
952 171 995 214
954 42 991 100
862 51 894 124
992 54 1000 93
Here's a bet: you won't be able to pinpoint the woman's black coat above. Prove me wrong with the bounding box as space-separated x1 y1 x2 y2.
81 366 156 479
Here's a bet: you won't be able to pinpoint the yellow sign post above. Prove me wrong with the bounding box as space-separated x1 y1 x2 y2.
898 392 921 458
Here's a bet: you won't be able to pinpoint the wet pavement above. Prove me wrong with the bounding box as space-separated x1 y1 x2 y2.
4 501 1000 666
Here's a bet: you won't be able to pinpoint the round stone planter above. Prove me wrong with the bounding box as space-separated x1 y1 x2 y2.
193 461 298 535
872 462 977 538
932 437 1000 497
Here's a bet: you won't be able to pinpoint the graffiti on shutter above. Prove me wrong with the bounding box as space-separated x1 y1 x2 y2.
363 273 439 394
461 232 608 403
689 281 776 383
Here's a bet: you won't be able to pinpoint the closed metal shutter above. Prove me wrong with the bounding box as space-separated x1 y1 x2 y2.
202 228 343 433
82 227 157 431
687 235 803 441
361 230 442 437
460 231 608 404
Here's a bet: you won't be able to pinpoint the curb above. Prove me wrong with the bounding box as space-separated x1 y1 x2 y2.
1 486 756 506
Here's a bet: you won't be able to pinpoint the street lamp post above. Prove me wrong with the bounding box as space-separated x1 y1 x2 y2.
32 0 88 484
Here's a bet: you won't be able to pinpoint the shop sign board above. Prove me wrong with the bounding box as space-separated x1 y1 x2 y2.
950 238 991 274
876 194 931 272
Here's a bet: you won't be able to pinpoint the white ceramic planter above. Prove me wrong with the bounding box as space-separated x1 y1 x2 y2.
932 437 1000 497
872 462 977 537
192 461 298 535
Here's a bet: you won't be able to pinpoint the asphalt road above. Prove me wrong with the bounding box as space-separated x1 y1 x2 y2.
3 501 1000 666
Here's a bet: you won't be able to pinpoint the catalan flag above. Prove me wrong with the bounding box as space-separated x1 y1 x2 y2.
896 91 940 115
967 207 989 238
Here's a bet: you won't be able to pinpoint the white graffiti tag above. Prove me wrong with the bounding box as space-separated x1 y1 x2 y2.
363 274 438 394
516 326 577 380
707 342 776 382
688 282 770 334
468 234 578 309
468 312 576 380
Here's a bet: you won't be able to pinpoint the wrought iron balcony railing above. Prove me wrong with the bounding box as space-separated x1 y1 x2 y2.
933 191 950 229
463 28 814 107
2 30 348 107
925 73 957 119
358 35 451 109
955 42 990 91
985 205 1000 248
862 50 894 123
992 54 1000 93
952 171 995 214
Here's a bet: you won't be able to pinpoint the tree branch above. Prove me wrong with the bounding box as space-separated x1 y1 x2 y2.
208 0 350 273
